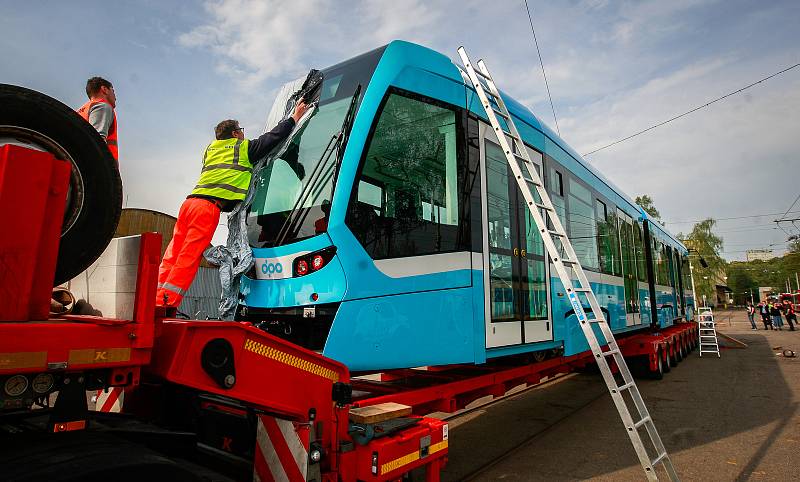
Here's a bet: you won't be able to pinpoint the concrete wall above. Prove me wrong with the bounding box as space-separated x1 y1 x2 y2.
64 235 222 320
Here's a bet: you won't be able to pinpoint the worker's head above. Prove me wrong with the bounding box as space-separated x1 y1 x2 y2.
85 77 115 107
215 119 244 140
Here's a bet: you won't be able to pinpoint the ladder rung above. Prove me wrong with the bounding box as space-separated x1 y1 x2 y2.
480 87 499 99
548 230 566 237
633 415 651 429
602 349 620 357
521 177 543 188
651 452 668 467
514 152 534 164
616 381 635 392
473 66 491 80
534 202 554 212
574 287 592 292
492 108 509 119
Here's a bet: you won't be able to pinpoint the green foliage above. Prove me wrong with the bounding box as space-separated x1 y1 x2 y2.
678 218 725 304
635 195 663 225
727 251 800 303
789 236 800 254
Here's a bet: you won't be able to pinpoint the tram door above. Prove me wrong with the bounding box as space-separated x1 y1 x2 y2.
618 210 640 326
482 126 551 348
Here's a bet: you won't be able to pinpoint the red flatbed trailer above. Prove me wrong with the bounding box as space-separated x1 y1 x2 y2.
0 144 696 481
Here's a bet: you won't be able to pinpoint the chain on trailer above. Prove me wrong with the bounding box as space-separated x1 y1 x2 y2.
457 46 680 482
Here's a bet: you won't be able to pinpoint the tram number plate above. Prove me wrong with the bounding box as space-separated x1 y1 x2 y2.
303 307 316 318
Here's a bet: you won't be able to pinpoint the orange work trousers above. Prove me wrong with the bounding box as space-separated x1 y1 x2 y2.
156 197 221 307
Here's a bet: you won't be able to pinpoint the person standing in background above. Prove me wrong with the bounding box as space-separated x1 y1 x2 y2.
782 299 796 331
769 300 783 330
746 302 757 330
76 77 119 164
758 301 772 330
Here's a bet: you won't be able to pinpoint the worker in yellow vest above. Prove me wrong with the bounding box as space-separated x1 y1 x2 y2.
156 100 310 307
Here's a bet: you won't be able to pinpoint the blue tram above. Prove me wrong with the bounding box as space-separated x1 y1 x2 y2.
238 41 695 371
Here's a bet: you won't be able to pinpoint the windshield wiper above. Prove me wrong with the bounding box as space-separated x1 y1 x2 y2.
331 84 362 192
274 85 363 246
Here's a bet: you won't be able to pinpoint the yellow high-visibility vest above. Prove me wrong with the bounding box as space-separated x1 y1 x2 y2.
191 138 252 201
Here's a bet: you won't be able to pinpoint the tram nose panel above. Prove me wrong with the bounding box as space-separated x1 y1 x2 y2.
241 250 347 309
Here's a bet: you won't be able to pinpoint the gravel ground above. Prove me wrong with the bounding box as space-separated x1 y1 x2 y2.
443 310 800 481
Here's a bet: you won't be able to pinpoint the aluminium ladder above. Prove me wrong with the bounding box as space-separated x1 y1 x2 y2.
697 308 720 357
457 46 680 482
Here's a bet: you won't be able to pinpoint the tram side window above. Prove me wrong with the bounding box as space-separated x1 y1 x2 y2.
634 222 646 282
681 255 692 294
651 238 660 285
346 92 467 259
655 241 668 285
666 247 676 288
547 165 567 229
568 178 598 270
596 200 613 274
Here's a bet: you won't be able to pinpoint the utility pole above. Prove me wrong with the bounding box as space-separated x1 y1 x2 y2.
795 272 799 292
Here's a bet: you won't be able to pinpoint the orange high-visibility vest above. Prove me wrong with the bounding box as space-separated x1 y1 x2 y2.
77 99 118 162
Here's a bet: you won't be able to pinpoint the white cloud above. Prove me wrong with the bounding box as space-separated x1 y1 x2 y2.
171 0 800 257
178 0 446 89
178 0 324 87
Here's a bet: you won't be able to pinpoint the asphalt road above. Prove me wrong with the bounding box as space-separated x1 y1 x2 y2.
442 311 799 481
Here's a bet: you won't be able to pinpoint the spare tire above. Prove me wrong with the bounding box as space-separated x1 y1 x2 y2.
0 84 122 285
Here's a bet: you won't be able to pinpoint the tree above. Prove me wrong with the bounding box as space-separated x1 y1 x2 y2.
635 195 664 226
679 219 725 306
789 235 800 254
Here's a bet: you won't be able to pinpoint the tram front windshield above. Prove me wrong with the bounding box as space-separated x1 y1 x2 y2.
246 47 385 248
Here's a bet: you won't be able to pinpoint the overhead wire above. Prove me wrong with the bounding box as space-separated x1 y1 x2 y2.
523 0 561 137
582 61 800 156
664 210 800 225
777 192 800 222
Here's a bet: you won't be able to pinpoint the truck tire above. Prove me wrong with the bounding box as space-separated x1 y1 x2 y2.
0 84 122 286
650 350 664 380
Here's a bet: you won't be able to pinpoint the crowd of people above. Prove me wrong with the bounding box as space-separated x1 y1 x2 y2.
747 299 797 331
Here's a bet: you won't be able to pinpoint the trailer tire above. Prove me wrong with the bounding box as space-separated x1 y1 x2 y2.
663 346 671 373
0 84 122 286
650 351 664 380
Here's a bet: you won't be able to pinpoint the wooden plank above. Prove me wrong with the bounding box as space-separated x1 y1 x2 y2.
349 402 412 424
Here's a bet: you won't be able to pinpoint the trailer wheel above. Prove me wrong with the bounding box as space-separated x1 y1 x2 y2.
663 345 671 373
650 350 664 380
0 84 122 286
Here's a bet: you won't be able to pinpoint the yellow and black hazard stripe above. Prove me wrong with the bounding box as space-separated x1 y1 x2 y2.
381 440 448 475
243 338 339 382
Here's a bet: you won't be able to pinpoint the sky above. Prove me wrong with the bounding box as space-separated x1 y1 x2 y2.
1 0 799 260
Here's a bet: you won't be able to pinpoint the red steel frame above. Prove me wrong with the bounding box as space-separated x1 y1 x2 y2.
0 144 696 481
0 145 449 481
348 321 697 416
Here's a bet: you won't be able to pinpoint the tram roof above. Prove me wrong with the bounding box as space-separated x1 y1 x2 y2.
368 41 687 252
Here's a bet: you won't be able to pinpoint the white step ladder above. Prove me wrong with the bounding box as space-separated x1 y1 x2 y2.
458 46 680 482
697 308 720 357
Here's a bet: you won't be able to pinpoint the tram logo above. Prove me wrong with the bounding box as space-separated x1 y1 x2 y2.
260 261 283 275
